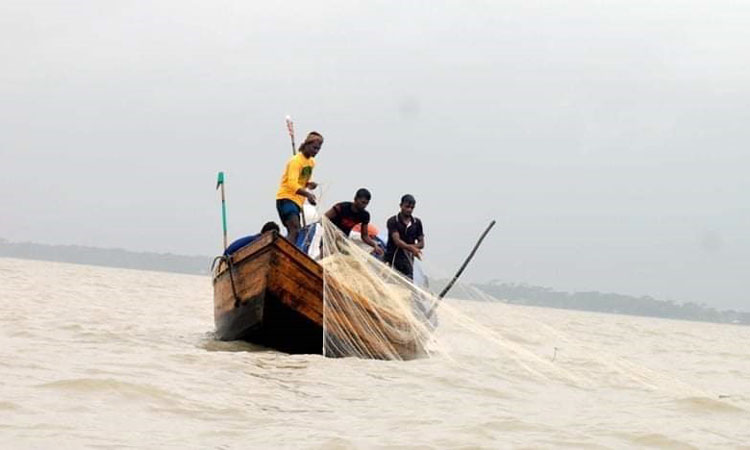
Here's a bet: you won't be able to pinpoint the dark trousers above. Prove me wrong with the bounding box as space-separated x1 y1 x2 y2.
392 254 413 280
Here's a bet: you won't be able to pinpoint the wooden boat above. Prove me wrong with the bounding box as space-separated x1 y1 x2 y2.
212 230 428 359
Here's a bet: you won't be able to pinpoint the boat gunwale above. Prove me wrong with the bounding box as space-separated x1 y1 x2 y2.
213 231 322 283
214 231 422 327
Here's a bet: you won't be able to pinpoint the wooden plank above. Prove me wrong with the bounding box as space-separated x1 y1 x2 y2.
213 251 271 317
267 248 324 324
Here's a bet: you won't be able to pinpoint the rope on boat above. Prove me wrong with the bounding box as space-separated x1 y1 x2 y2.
211 255 242 307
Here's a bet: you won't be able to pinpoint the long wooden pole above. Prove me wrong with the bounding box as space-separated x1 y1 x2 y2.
438 220 496 299
285 115 296 156
285 115 307 227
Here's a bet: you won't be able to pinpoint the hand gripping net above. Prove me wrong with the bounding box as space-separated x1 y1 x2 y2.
319 217 438 360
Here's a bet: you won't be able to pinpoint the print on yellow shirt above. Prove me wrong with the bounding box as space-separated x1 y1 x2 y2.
276 153 315 207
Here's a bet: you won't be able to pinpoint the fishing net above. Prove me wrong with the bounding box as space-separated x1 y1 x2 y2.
318 216 438 360
313 210 717 399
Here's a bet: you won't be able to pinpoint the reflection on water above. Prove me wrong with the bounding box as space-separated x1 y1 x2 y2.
1 257 749 448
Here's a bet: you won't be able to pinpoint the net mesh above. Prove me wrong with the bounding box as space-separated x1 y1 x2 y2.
319 216 438 360
313 213 718 399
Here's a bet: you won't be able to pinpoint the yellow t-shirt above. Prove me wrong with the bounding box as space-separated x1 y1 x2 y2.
276 153 315 207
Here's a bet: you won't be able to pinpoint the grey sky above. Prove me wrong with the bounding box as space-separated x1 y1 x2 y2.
2 1 748 310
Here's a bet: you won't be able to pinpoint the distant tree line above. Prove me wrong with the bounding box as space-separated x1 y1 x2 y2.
3 238 747 326
0 240 212 275
438 280 750 326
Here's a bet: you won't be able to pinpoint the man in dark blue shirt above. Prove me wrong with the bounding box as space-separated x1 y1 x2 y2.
224 221 280 256
384 194 424 279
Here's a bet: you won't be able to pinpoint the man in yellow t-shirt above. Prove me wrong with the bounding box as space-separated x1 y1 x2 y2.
276 131 323 245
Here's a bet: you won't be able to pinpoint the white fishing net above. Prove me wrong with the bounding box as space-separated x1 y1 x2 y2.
312 211 718 399
318 216 438 360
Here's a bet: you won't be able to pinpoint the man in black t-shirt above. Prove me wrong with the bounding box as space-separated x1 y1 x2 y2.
324 188 384 256
384 194 424 279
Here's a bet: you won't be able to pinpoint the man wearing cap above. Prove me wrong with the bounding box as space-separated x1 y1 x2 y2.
276 131 323 245
384 194 424 279
324 188 384 256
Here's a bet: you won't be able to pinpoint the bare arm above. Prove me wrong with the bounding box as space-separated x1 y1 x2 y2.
294 188 316 205
415 220 425 249
390 231 422 259
288 159 316 205
361 221 384 255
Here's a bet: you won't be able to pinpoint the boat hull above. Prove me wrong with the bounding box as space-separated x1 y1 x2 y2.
212 231 427 359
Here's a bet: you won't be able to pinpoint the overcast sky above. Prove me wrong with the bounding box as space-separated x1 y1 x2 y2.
1 1 748 310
